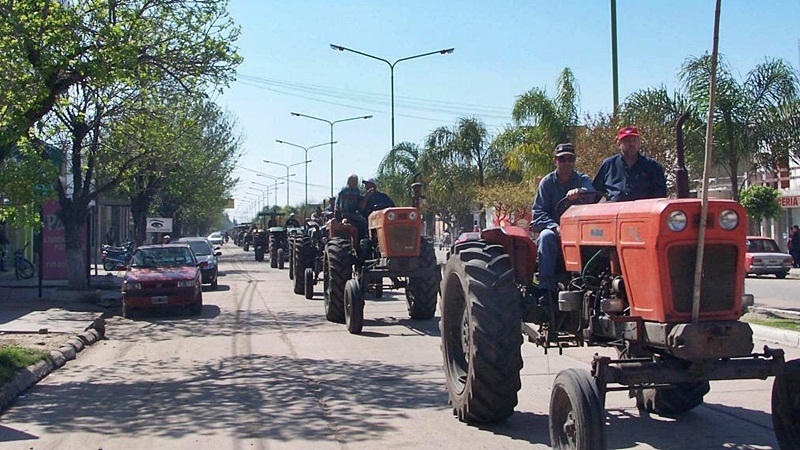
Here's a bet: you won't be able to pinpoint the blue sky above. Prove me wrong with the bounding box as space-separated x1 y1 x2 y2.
219 0 800 222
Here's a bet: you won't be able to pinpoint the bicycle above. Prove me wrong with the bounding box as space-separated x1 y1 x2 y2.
14 242 35 280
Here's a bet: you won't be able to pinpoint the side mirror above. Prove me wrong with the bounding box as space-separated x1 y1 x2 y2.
215 251 222 256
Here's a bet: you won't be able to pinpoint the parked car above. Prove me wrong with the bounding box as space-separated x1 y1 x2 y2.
121 244 205 318
745 236 792 279
178 237 220 289
207 232 224 246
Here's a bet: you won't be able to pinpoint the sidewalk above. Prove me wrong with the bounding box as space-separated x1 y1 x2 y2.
0 272 122 333
0 272 116 412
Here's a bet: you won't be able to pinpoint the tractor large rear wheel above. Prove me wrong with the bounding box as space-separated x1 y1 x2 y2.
773 358 800 450
406 238 440 319
440 242 523 423
324 238 351 323
549 368 606 450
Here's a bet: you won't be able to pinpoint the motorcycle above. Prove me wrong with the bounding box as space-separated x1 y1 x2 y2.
102 242 134 271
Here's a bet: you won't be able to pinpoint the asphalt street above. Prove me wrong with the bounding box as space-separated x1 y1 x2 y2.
0 245 797 449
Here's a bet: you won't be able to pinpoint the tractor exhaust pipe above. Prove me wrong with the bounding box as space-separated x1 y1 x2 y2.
675 112 690 199
411 172 424 209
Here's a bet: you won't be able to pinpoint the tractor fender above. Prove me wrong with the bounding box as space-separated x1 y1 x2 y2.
481 226 538 285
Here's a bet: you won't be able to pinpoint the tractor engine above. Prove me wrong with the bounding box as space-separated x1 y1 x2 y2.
556 197 754 361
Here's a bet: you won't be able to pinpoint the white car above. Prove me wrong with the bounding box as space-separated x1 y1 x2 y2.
207 232 224 246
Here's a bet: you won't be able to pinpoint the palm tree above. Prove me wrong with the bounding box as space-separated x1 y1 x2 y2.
679 55 800 200
376 141 423 206
425 117 499 228
496 67 581 181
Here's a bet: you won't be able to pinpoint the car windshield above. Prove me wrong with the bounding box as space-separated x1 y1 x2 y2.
131 247 196 268
746 238 781 253
185 240 212 256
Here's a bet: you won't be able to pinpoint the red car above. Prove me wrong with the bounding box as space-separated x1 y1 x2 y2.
121 243 205 318
745 236 792 279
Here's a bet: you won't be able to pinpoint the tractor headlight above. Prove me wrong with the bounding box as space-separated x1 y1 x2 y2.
409 211 418 221
667 210 687 232
718 209 739 230
387 212 396 221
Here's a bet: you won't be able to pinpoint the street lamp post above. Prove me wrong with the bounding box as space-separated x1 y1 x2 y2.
291 112 372 196
264 159 307 206
330 44 454 149
275 139 336 211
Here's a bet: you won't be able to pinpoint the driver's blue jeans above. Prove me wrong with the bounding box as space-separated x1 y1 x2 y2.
537 228 559 291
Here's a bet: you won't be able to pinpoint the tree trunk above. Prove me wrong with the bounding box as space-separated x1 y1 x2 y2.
130 194 151 247
58 199 90 290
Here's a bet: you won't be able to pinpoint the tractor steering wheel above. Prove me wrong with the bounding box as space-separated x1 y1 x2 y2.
555 190 603 219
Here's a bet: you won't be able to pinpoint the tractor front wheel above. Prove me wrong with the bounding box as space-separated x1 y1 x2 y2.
773 358 800 450
549 368 606 450
304 267 315 299
324 238 351 323
278 248 285 270
440 241 523 423
345 279 364 334
406 238 440 319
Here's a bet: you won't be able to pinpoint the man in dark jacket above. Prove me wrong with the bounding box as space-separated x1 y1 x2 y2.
360 178 395 218
593 126 667 202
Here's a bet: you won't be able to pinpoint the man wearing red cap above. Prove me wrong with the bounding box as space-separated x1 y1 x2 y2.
592 126 667 202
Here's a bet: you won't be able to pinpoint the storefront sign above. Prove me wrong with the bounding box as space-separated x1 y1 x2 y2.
779 196 800 208
146 218 173 232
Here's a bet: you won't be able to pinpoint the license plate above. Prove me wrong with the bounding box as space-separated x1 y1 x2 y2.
152 296 168 305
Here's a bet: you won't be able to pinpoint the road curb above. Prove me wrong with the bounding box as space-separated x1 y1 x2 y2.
750 323 800 349
0 318 106 414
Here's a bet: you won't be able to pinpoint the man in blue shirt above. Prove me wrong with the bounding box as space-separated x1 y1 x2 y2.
336 174 366 239
593 126 667 202
531 143 595 305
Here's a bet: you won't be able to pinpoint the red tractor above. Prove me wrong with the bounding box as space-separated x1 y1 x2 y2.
323 182 440 334
439 123 799 449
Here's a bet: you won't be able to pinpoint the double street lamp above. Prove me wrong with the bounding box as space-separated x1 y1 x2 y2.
330 44 454 149
275 139 336 209
291 112 372 196
263 159 307 206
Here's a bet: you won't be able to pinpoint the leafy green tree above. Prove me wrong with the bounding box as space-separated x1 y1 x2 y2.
0 140 58 226
739 185 781 231
0 0 242 169
23 1 242 289
477 181 535 228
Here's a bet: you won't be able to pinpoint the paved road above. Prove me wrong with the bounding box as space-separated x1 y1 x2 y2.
746 273 800 312
0 245 797 449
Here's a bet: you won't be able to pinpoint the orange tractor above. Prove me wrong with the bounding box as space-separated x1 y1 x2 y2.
439 120 799 449
323 181 440 334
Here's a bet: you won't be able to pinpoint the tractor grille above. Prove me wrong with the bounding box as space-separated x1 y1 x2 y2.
668 244 737 313
386 226 419 254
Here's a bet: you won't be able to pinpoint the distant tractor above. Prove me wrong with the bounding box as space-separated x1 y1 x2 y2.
322 181 440 334
292 220 325 299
